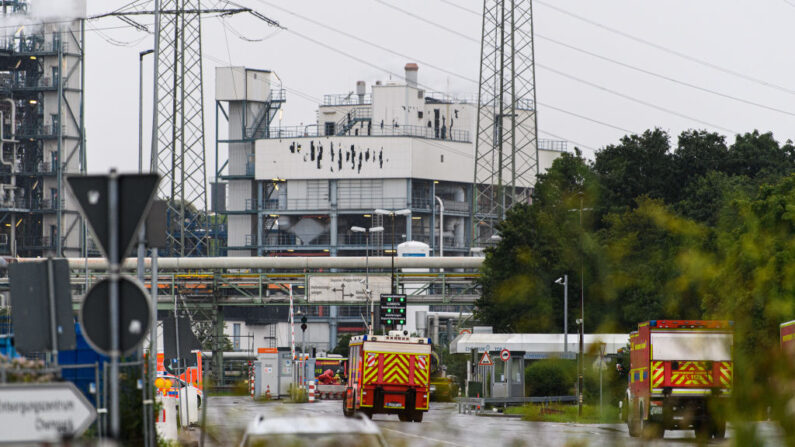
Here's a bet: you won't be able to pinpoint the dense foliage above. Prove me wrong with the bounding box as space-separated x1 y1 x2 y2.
476 128 795 436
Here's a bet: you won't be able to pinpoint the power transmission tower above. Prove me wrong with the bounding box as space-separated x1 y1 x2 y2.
472 0 539 246
153 0 207 256
93 1 280 256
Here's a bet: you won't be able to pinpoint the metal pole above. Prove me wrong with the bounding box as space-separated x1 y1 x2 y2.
148 0 162 435
366 232 372 335
578 193 584 417
435 196 444 258
148 247 158 447
46 257 58 368
563 274 568 354
108 171 121 439
599 351 603 420
94 362 101 440
391 213 395 294
137 50 150 444
174 294 187 427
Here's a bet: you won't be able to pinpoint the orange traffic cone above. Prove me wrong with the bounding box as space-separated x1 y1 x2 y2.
265 385 272 400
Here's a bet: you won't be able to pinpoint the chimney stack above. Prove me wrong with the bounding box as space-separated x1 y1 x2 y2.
404 63 418 88
356 80 366 104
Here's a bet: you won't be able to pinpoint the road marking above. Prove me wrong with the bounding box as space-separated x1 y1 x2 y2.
381 427 466 446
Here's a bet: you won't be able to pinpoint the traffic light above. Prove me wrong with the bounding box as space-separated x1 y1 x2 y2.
379 294 407 327
301 315 307 332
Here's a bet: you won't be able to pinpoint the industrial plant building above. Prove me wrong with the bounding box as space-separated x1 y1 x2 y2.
214 63 568 355
0 1 86 258
215 63 566 258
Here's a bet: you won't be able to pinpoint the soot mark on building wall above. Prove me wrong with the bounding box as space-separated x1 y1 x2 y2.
284 140 390 174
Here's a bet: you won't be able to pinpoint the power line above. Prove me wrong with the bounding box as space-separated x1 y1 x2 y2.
435 0 795 117
248 0 633 139
374 0 739 134
540 64 739 134
534 0 795 96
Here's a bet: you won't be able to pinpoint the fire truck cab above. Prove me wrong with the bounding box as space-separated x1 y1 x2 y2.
626 320 733 440
343 331 432 422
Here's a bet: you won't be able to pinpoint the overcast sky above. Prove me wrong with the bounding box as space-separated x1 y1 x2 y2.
83 0 795 176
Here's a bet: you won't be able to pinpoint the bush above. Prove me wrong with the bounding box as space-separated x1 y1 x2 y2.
524 358 576 397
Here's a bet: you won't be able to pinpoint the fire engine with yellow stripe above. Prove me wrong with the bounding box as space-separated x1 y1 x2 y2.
625 320 733 440
343 330 431 422
782 320 795 355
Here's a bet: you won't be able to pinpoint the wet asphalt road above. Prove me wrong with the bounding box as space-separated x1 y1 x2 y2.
203 396 784 447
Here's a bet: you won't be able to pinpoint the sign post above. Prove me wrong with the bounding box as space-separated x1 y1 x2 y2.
478 351 493 366
379 294 407 329
0 383 96 444
68 170 159 440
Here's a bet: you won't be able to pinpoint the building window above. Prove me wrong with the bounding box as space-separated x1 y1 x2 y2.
418 111 423 119
324 121 335 136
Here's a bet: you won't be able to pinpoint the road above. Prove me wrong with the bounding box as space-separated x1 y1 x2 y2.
203 396 784 447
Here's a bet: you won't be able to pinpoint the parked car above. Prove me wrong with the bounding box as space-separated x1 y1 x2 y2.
240 414 388 447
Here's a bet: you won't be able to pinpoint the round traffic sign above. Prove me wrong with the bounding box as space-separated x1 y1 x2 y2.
80 275 152 356
500 349 511 362
459 328 472 336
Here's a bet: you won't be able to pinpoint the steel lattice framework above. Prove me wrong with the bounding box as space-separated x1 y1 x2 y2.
153 0 208 257
472 0 539 246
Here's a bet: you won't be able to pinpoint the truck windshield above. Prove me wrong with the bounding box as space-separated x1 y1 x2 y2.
651 332 732 361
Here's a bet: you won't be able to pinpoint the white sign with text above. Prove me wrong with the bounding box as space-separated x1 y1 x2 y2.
0 383 96 444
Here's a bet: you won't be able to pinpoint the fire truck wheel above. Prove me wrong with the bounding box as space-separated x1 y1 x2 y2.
711 416 726 440
342 395 354 418
627 402 641 437
411 411 423 423
398 412 409 422
695 419 710 442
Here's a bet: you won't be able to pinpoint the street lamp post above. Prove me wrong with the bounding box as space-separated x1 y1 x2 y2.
433 197 444 258
137 48 154 447
375 209 411 294
578 191 584 417
352 225 384 334
555 275 568 354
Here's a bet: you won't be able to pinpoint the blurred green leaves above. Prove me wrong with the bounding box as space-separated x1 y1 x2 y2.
476 128 795 441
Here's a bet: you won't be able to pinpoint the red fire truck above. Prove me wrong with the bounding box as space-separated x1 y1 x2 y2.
782 320 795 355
626 320 733 440
343 331 432 422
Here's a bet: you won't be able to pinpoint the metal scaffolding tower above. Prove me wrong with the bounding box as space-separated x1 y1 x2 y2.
472 0 539 246
0 0 86 258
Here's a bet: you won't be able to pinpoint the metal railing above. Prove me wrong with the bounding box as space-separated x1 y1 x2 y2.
0 197 27 209
270 88 286 102
262 233 331 246
323 93 372 106
442 199 470 212
267 124 471 143
424 91 477 104
0 38 65 54
335 107 372 136
337 197 408 210
33 198 64 210
22 236 54 249
538 139 568 152
0 77 58 90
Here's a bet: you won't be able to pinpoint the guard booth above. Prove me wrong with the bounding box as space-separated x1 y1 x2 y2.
472 350 525 398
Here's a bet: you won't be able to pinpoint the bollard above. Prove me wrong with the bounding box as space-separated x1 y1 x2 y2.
265 385 272 400
307 381 316 403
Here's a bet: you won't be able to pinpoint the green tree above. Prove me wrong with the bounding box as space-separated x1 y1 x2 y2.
476 151 599 332
592 129 675 216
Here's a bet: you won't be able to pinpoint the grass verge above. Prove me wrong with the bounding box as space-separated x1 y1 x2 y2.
504 403 621 424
